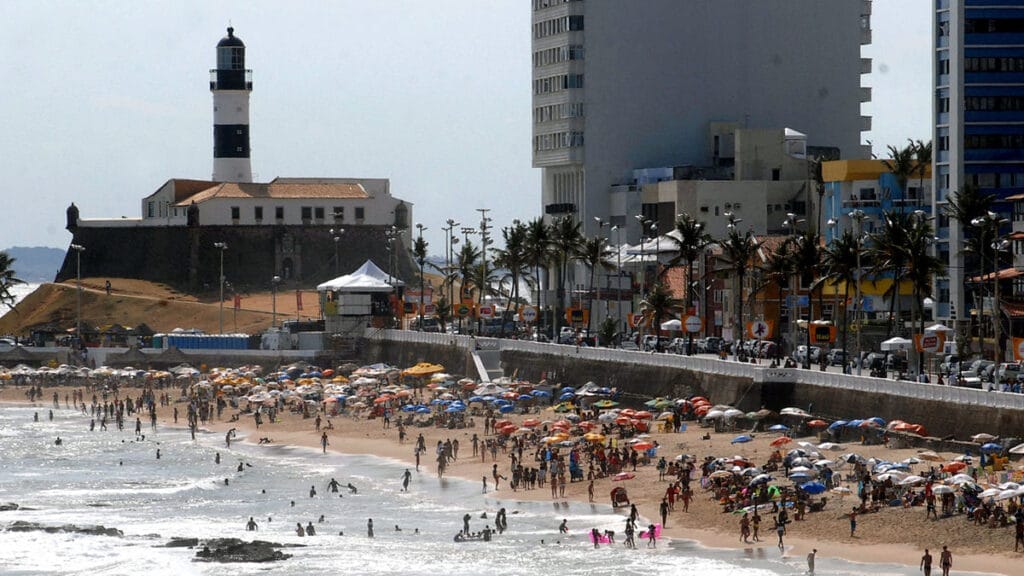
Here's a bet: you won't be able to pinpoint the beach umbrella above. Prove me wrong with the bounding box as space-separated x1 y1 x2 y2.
979 488 1002 500
731 435 753 444
846 419 864 428
657 411 675 421
532 390 551 398
813 459 835 469
981 442 1003 454
415 406 431 414
932 485 955 495
902 457 921 465
498 404 515 414
866 417 886 427
941 461 967 473
999 482 1021 490
780 407 811 418
770 437 793 447
633 442 655 451
401 404 418 412
445 405 465 413
517 394 533 402
918 450 944 462
634 410 654 420
827 420 848 431
971 433 997 443
946 473 975 485
522 418 541 428
788 472 812 482
709 470 734 480
767 424 790 432
750 474 773 485
1008 444 1024 455
817 442 842 451
584 433 606 443
723 408 745 420
997 489 1018 501
807 419 828 429
799 481 827 495
592 399 619 409
705 410 726 420
898 475 926 486
559 392 576 401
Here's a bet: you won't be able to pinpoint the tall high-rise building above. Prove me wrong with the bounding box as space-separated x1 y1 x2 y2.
531 0 873 239
933 0 1024 324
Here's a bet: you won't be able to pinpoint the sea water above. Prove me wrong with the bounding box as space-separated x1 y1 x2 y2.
0 405 980 576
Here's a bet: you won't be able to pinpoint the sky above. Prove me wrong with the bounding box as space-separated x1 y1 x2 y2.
0 0 932 255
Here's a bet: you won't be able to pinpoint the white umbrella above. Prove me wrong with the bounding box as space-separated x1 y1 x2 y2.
932 485 955 495
817 442 843 451
660 319 682 331
978 488 1002 499
723 408 745 420
704 410 726 420
898 475 926 486
947 474 976 486
996 489 1018 501
998 482 1020 490
780 407 811 418
971 433 997 443
880 337 912 351
1008 443 1024 455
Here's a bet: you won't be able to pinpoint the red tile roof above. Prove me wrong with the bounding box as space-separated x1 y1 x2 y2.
175 182 368 206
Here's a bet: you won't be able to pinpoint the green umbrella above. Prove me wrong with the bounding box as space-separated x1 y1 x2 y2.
592 399 620 409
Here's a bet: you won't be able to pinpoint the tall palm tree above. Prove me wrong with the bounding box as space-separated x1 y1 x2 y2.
524 218 552 337
0 251 25 310
455 240 481 331
549 217 584 339
883 141 917 214
868 210 911 337
412 235 429 329
666 213 713 354
788 229 823 366
757 237 795 359
579 236 615 334
640 281 685 347
820 231 860 368
902 215 945 349
913 139 932 203
944 185 998 347
492 221 531 337
718 228 761 356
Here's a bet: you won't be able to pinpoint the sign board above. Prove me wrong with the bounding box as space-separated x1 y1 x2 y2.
746 320 772 339
628 313 647 328
811 325 837 344
684 315 703 333
520 306 538 324
477 305 494 319
402 302 416 315
914 331 946 353
785 295 810 309
422 303 436 316
456 303 472 318
565 308 587 324
1014 337 1024 362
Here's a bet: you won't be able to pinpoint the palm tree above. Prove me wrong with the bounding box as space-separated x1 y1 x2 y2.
868 210 912 337
549 217 584 339
944 185 997 347
455 240 481 331
902 215 945 355
492 221 531 337
790 229 823 365
718 227 761 357
757 237 795 359
525 218 552 337
883 141 917 214
0 251 25 310
640 281 685 348
579 236 615 334
667 213 713 353
412 235 429 329
820 231 860 369
913 139 932 203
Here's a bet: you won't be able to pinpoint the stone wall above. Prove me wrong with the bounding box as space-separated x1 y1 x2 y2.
359 339 474 378
56 225 417 292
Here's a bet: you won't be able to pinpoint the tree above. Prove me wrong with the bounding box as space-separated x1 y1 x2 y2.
492 221 531 337
790 229 823 366
550 217 584 339
524 218 552 337
757 237 795 359
667 213 712 353
913 139 932 202
455 240 481 331
579 236 615 334
0 251 25 310
944 185 998 347
640 281 684 348
820 231 860 369
718 227 761 356
902 214 945 359
883 141 917 213
412 235 429 329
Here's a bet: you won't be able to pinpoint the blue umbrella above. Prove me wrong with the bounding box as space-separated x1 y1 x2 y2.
559 392 576 401
799 481 827 495
981 442 1003 454
731 435 753 444
482 395 496 402
493 399 511 406
401 404 418 412
498 404 515 413
828 420 848 430
561 386 575 393
768 424 790 432
846 419 864 428
789 472 812 482
468 396 484 403
532 390 552 398
867 417 886 427
445 405 465 413
415 406 431 414
518 395 533 401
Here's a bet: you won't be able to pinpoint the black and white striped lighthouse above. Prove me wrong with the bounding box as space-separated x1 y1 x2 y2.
210 27 253 183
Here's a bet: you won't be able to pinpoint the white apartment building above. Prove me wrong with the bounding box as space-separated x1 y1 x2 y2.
532 0 873 240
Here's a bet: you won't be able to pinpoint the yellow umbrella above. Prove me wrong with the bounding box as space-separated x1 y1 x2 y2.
402 363 446 377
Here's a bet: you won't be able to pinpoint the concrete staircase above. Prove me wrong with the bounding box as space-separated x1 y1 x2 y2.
473 349 503 382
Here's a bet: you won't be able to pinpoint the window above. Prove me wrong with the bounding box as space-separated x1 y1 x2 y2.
771 168 780 181
355 207 365 220
275 206 284 220
314 207 325 220
334 206 344 221
699 205 709 213
230 206 240 220
147 201 154 218
301 207 312 221
937 59 949 75
254 206 263 221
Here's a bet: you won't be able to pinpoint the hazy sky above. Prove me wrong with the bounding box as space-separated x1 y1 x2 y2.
0 1 931 254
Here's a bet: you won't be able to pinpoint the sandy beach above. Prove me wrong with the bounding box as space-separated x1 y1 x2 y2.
5 382 1022 575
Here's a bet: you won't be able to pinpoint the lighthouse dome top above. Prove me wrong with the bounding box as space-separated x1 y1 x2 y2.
217 27 245 48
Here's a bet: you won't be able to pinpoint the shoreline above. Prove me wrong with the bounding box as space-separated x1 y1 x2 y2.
2 388 1019 575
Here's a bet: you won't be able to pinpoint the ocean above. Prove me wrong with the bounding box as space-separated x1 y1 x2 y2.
0 404 954 576
7 282 39 309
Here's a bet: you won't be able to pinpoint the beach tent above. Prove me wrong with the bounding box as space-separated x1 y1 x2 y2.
880 337 912 351
317 260 404 292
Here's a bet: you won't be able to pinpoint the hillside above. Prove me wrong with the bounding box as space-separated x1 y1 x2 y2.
0 278 320 336
4 246 66 282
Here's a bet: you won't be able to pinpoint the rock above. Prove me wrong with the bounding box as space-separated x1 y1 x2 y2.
192 538 292 563
0 503 19 512
6 521 123 537
164 537 200 548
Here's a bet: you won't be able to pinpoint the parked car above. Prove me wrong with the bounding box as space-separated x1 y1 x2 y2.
704 337 723 353
792 345 822 365
826 348 847 366
642 335 671 351
939 354 960 375
964 359 994 379
994 362 1022 385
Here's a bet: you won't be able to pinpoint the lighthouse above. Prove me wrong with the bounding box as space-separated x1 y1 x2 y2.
210 27 253 183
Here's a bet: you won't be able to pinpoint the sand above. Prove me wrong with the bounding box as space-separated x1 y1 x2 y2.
4 384 1022 575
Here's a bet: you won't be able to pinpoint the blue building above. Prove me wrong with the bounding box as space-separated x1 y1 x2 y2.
934 0 1024 323
822 159 932 243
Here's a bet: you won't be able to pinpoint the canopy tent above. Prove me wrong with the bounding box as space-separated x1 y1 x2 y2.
660 319 682 331
317 260 404 293
880 337 912 351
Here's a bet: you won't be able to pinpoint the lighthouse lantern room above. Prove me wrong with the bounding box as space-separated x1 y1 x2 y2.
210 27 253 183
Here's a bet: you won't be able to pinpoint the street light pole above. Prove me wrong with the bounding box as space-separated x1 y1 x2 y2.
477 209 492 335
444 219 459 321
330 228 345 275
70 244 85 344
272 275 281 328
849 210 865 376
612 224 622 342
416 223 428 331
213 242 228 334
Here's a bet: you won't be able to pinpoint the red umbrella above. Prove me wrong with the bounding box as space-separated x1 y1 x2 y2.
632 441 655 451
807 419 828 428
634 410 653 420
941 461 966 473
522 418 541 428
770 437 793 447
613 472 636 481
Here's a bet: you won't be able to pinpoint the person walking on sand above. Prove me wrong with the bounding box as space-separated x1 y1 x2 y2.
921 548 933 576
939 546 952 576
402 469 412 492
367 518 374 538
309 485 317 498
807 548 816 574
321 432 329 454
848 507 857 537
739 512 750 543
660 498 669 528
776 521 786 550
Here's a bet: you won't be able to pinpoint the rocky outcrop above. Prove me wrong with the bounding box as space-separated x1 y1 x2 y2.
192 538 293 563
6 521 122 537
164 537 199 548
0 503 19 511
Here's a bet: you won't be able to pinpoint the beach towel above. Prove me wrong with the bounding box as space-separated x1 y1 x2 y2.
638 523 662 540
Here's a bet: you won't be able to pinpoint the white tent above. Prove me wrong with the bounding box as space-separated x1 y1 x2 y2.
660 319 682 331
316 260 404 293
880 337 912 351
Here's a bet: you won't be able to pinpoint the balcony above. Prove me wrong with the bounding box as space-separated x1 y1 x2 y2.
842 196 881 208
